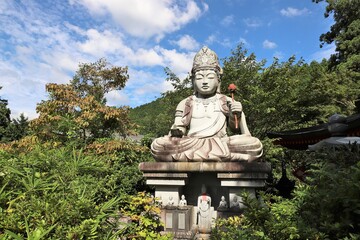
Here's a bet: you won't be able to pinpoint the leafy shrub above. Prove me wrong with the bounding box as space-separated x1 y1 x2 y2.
117 192 172 239
0 139 154 239
212 145 360 240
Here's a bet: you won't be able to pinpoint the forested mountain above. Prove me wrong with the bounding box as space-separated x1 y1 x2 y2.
130 67 193 137
130 96 172 137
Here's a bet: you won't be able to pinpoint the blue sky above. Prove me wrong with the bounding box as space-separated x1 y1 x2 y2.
0 0 334 119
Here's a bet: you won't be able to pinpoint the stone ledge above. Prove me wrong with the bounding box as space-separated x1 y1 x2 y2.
220 180 266 187
217 173 268 179
147 179 186 186
144 173 188 178
139 161 271 173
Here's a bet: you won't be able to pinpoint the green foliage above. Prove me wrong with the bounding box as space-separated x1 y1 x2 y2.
222 46 356 140
298 145 360 239
71 58 129 103
0 139 152 239
212 146 360 240
314 0 360 70
130 97 173 137
313 0 360 111
212 192 301 240
0 87 11 141
0 89 29 143
3 113 30 142
118 192 172 240
130 67 192 137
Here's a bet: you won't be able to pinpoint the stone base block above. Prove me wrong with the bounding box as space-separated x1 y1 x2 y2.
139 161 271 173
139 160 271 238
160 206 195 239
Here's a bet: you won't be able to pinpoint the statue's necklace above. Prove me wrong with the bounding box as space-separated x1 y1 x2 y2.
194 96 216 113
195 97 216 109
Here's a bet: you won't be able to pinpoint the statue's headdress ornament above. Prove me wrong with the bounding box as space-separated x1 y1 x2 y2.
192 46 223 74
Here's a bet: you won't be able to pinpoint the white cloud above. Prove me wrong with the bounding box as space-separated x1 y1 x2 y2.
221 15 235 26
263 40 277 49
310 44 336 62
108 47 195 107
172 35 200 51
119 68 173 107
205 34 235 48
220 38 233 48
243 18 262 28
205 34 217 45
131 48 165 66
280 7 310 17
160 48 195 77
238 37 250 48
273 51 284 59
106 91 130 106
78 29 126 57
1 1 192 119
72 0 208 39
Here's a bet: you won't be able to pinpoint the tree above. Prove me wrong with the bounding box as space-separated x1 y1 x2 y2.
314 0 360 69
0 87 11 142
313 0 360 111
71 58 128 103
31 59 134 143
221 45 356 139
4 113 30 142
208 45 319 137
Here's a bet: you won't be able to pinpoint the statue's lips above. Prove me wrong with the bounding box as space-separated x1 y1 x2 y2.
201 86 209 89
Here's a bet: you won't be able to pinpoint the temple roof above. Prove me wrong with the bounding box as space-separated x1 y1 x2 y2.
267 113 360 150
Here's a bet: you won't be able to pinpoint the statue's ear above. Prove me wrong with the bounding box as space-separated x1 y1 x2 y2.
189 71 194 81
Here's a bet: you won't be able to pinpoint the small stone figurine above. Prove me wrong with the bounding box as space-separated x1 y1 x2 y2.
218 196 228 210
230 195 241 211
167 196 175 206
179 194 187 206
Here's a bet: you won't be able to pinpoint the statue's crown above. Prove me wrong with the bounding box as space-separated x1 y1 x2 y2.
192 46 222 74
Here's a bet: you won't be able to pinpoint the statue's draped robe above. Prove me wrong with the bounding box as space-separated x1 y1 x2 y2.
151 94 263 162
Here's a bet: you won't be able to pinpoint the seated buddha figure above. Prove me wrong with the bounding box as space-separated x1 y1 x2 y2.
151 46 262 162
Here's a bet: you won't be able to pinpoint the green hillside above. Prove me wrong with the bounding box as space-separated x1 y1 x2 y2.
129 97 172 137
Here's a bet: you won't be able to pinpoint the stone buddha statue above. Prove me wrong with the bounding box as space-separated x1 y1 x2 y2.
151 46 262 162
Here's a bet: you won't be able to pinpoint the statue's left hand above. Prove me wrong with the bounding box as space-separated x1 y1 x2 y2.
170 128 184 138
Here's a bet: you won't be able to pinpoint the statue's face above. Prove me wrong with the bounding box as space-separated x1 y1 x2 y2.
194 69 219 97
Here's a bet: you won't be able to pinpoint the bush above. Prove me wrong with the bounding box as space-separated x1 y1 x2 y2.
212 145 360 240
117 192 172 239
0 139 155 239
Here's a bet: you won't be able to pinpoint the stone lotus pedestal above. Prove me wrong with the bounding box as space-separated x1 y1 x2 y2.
139 161 271 238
